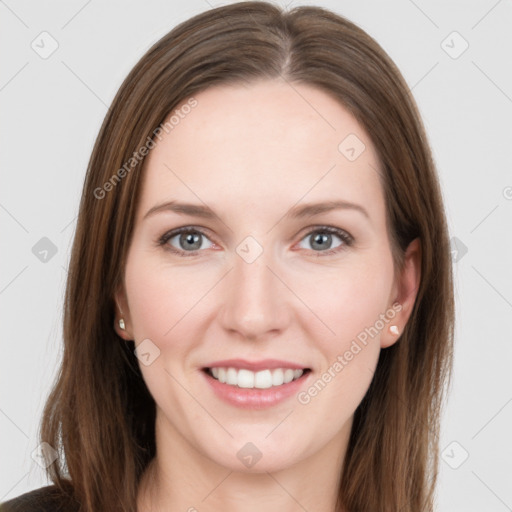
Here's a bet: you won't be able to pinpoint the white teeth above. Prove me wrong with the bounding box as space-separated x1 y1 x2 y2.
226 367 238 385
237 369 254 388
208 367 305 389
254 369 272 389
283 369 295 384
271 368 284 386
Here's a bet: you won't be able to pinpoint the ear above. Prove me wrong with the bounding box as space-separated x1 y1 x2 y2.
113 283 133 340
381 237 421 349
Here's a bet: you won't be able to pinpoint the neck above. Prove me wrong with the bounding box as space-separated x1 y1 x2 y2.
137 409 351 512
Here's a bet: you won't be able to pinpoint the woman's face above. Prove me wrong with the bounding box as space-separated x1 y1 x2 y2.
115 79 419 473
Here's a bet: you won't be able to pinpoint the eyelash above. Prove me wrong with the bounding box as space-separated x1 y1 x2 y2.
157 225 354 258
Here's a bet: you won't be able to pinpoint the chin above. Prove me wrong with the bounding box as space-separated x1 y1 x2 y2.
199 433 308 474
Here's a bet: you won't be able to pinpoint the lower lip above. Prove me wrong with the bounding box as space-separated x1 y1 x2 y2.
201 370 311 410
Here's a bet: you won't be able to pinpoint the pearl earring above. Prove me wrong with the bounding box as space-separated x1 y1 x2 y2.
389 325 399 336
119 318 125 330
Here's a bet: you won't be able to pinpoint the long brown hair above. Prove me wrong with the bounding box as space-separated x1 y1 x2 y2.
35 2 454 511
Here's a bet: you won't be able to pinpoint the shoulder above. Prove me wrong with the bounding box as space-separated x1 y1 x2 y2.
0 484 80 512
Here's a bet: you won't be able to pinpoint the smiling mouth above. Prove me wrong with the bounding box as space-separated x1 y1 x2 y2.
203 367 311 389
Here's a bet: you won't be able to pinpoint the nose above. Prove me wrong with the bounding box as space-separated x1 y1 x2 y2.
218 243 291 341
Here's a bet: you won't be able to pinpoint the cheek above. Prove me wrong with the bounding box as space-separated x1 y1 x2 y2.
296 263 389 426
126 272 171 341
300 255 394 347
296 253 393 415
124 252 209 343
124 257 202 398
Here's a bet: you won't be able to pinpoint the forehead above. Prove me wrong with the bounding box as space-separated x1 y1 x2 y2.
138 79 384 225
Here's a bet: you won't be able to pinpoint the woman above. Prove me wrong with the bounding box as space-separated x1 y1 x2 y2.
1 1 454 511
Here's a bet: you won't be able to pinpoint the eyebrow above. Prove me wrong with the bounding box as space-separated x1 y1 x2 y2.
143 199 370 221
286 200 369 220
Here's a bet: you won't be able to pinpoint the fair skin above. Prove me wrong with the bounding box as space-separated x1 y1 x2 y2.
114 79 421 512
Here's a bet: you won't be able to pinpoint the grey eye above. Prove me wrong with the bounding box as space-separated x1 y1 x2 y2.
168 230 213 252
298 231 344 252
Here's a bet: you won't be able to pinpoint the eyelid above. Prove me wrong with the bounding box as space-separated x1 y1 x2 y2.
295 224 353 244
292 225 354 255
157 225 217 256
157 224 354 257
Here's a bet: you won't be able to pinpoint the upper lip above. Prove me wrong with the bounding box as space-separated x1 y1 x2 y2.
203 359 310 371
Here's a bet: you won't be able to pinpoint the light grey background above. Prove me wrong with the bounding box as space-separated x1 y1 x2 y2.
1 0 511 510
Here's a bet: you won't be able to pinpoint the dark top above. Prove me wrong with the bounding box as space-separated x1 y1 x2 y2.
0 485 80 512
